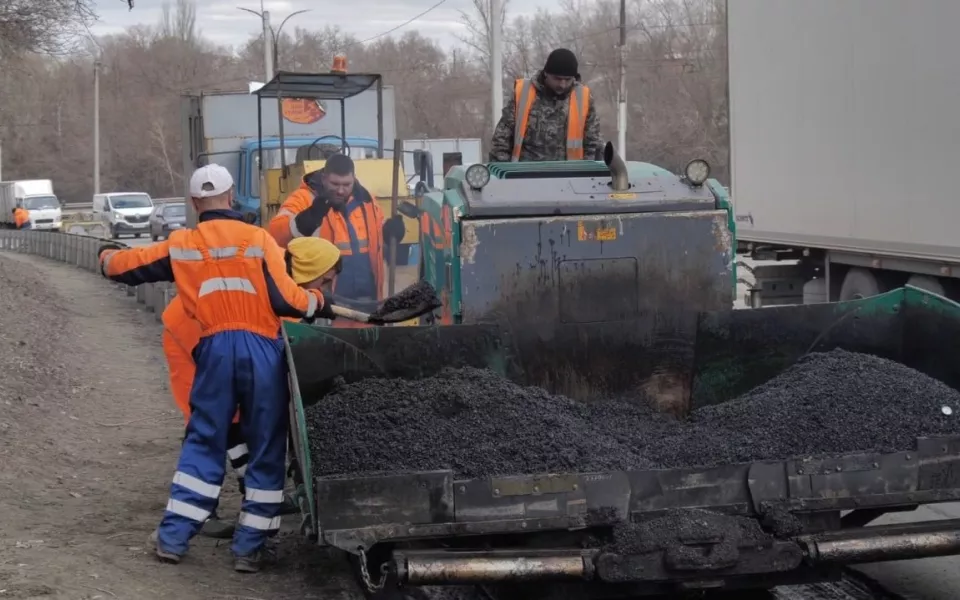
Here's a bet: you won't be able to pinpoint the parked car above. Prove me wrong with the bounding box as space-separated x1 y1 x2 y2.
149 202 186 241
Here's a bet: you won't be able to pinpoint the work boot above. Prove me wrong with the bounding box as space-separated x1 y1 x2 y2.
149 532 182 565
199 514 236 539
155 545 182 565
277 493 299 516
233 545 277 574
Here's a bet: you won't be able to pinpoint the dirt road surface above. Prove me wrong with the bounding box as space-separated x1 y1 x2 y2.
0 253 363 600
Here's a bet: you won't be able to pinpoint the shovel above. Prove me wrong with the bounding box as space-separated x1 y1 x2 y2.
328 280 441 325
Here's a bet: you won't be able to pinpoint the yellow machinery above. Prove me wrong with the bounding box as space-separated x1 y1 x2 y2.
262 158 419 247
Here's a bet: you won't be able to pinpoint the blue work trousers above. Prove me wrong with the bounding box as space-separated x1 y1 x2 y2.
157 330 289 558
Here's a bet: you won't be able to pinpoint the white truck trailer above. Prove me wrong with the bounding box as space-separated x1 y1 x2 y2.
729 0 960 305
0 179 62 230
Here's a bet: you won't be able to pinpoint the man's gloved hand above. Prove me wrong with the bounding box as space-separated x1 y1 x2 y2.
382 215 406 243
242 211 258 224
97 242 123 258
316 295 337 320
303 294 337 324
293 190 331 237
97 243 123 276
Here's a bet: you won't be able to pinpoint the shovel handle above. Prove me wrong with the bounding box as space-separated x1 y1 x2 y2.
329 305 372 323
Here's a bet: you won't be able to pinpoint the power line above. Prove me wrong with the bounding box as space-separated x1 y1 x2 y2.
343 0 450 49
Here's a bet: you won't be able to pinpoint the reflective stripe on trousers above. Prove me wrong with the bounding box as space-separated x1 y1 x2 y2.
157 330 289 557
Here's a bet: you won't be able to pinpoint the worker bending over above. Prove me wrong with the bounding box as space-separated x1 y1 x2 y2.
489 48 602 162
98 164 335 573
12 207 30 229
267 153 405 323
158 235 342 539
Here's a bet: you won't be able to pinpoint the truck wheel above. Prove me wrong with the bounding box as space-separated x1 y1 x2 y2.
906 274 945 296
839 268 882 301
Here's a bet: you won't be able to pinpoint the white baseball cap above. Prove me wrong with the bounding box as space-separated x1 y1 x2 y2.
190 164 234 199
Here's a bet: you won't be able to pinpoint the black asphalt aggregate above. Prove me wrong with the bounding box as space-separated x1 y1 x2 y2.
305 349 960 479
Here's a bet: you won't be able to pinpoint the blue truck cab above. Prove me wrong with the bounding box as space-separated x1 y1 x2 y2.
232 135 382 218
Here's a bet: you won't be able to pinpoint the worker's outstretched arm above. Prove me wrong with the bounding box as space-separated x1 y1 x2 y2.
99 241 174 285
258 231 326 320
268 189 330 249
584 101 603 161
489 94 517 162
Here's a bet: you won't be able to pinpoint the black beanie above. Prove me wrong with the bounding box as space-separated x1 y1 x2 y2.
544 48 579 78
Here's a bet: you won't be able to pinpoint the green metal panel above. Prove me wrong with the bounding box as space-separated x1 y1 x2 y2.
691 286 960 409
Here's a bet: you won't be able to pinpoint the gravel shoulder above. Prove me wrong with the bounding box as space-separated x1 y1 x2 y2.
0 253 361 600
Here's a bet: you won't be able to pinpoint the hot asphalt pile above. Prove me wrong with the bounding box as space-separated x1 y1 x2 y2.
370 280 441 320
305 349 960 479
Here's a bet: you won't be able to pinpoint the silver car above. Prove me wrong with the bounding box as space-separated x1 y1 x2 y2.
149 202 187 241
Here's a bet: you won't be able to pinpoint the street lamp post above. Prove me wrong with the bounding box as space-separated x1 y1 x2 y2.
273 10 311 68
237 7 311 76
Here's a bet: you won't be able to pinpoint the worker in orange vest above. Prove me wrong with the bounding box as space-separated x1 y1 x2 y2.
12 207 31 229
157 236 342 540
268 153 405 327
98 164 335 573
489 48 602 162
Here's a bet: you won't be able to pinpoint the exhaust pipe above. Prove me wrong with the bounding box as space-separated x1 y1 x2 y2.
396 551 593 584
603 141 629 192
800 518 960 565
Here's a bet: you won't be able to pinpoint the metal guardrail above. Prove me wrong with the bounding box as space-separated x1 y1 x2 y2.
0 229 175 319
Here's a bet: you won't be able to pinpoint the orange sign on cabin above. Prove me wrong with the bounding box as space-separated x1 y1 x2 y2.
281 98 327 125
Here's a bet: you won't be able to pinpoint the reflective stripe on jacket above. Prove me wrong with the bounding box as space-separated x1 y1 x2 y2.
100 210 323 340
511 78 590 161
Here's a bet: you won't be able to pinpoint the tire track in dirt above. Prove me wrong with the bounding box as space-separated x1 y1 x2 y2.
0 253 363 600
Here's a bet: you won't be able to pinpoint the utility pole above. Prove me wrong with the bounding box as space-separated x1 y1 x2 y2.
617 0 627 159
490 0 503 133
94 57 101 194
262 10 274 81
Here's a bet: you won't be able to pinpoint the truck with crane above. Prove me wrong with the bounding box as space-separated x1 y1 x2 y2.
730 0 960 307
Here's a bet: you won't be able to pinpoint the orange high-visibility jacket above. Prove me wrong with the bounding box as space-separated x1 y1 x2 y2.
269 181 386 301
511 79 591 161
13 208 30 228
100 213 324 339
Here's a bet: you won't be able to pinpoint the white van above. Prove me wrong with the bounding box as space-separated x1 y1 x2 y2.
93 192 155 239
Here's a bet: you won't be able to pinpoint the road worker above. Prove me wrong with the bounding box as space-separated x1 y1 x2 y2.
489 48 603 162
97 164 335 573
12 207 31 229
267 153 405 326
156 235 342 539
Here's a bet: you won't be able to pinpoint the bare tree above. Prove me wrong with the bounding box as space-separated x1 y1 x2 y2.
0 0 730 203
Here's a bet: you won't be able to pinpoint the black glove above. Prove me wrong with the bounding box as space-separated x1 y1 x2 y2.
98 242 123 258
293 191 331 237
242 211 258 224
315 295 337 321
97 243 123 276
382 215 406 243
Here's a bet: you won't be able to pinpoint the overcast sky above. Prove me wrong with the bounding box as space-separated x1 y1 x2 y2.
90 0 557 50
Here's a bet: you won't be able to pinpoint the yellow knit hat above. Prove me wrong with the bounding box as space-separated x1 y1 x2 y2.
287 237 341 284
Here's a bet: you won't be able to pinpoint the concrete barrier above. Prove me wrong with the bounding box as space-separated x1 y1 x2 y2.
0 230 174 316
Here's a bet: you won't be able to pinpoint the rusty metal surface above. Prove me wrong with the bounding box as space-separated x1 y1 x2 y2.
403 553 589 584
801 518 960 565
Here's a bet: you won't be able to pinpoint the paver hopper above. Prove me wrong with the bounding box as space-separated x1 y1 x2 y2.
283 286 960 596
278 145 960 596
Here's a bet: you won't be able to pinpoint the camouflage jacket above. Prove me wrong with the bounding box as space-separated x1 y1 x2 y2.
489 71 602 162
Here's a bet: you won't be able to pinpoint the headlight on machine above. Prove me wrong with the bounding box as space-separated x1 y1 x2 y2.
684 159 710 186
465 164 491 190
